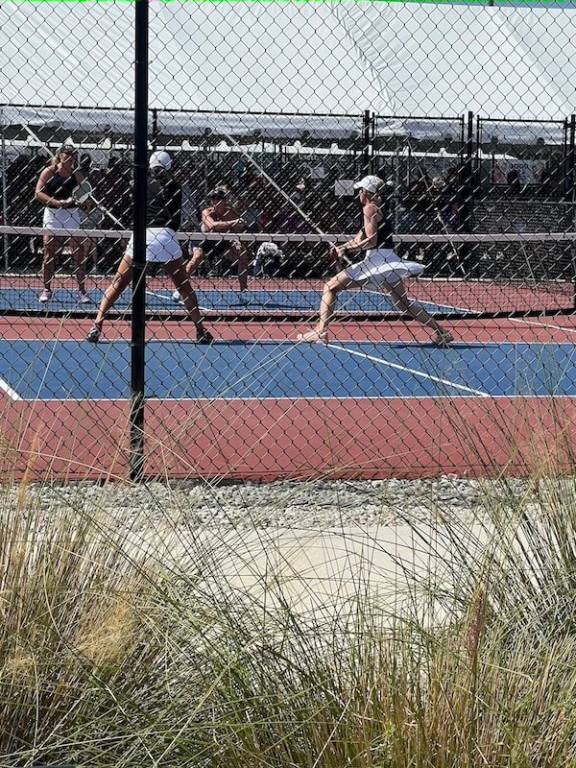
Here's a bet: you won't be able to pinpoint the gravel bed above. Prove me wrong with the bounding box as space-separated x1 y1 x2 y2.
0 476 554 530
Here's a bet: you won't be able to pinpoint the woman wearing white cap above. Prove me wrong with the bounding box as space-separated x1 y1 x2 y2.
297 175 453 346
86 150 212 344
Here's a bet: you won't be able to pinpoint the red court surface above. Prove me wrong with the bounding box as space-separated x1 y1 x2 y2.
2 311 576 483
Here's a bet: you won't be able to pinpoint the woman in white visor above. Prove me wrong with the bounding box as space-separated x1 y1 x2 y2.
297 175 453 347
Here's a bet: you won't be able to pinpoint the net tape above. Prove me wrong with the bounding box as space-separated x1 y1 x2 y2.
2 226 576 244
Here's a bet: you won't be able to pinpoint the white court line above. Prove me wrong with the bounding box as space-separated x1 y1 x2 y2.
145 290 209 312
0 377 22 401
510 316 576 335
361 288 472 315
328 343 491 398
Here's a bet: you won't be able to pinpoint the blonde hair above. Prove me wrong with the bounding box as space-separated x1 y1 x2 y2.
49 145 77 168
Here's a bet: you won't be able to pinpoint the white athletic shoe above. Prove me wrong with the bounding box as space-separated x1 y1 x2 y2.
172 289 182 302
39 289 52 303
77 291 91 304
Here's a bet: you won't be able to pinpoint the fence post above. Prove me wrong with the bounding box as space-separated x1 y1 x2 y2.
129 0 149 482
0 109 8 271
567 114 576 309
460 111 476 277
566 114 575 199
362 109 372 174
151 107 158 150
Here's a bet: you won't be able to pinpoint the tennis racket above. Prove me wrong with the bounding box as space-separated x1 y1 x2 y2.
81 206 105 229
74 179 106 228
72 179 94 205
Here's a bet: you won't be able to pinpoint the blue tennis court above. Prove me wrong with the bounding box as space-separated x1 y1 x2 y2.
0 286 466 315
1 339 575 401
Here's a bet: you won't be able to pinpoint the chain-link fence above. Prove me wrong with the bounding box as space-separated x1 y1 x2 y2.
1 0 576 482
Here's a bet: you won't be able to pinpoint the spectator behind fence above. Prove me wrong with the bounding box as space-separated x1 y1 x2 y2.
95 155 131 270
235 172 263 233
282 177 310 234
540 153 564 197
409 170 433 231
505 169 523 196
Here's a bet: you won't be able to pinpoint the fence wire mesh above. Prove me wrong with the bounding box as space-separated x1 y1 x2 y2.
1 0 576 481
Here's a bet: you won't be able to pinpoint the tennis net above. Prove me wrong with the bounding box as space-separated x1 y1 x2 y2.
0 225 574 321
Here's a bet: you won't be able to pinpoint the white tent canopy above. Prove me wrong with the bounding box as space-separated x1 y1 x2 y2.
337 3 576 121
0 2 575 144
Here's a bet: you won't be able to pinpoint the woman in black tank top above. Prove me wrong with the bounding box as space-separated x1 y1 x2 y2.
297 175 453 347
34 144 89 304
85 152 212 345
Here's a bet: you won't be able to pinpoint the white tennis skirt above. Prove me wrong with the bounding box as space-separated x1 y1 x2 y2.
125 227 183 264
42 206 82 231
345 248 424 287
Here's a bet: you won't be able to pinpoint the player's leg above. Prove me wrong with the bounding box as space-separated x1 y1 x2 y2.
297 271 357 342
387 280 453 346
186 245 205 275
165 257 213 343
40 234 57 301
71 234 89 302
174 245 204 301
86 254 133 342
235 241 249 292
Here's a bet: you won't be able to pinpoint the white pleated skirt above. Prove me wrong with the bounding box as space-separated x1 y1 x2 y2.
345 248 424 287
42 206 82 231
125 227 183 264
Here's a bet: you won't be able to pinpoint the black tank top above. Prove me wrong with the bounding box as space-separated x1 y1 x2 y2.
361 200 394 250
44 171 77 200
147 172 182 230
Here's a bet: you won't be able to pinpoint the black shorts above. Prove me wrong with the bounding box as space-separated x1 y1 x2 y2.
190 239 238 259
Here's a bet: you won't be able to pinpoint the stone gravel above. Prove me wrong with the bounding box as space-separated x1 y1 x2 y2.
1 475 548 530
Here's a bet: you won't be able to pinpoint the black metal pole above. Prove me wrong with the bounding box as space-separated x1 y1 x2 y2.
568 114 576 309
363 109 371 173
151 107 158 150
129 0 148 482
567 115 575 199
466 111 474 172
464 111 477 278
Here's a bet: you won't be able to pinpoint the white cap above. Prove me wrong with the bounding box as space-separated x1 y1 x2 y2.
149 150 172 170
353 175 384 194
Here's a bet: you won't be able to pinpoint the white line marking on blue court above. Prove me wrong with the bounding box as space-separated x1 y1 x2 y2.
145 290 209 311
327 344 491 398
0 376 22 400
